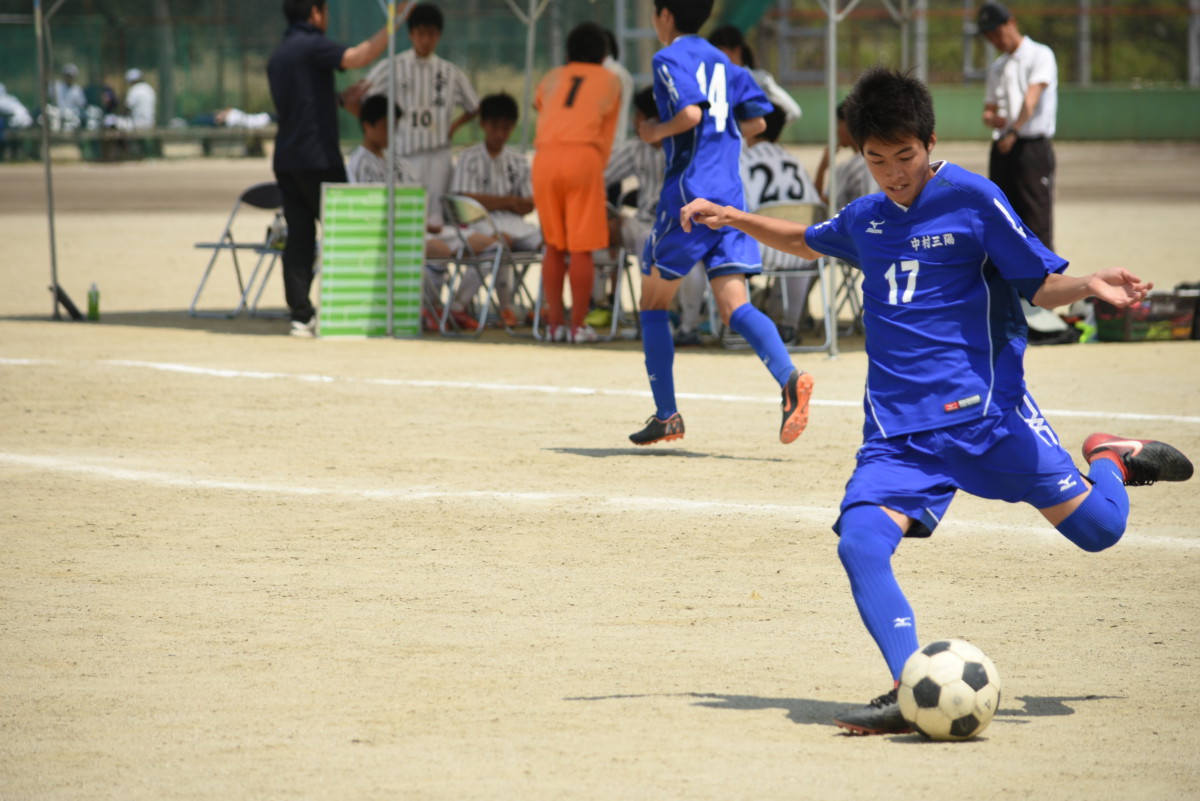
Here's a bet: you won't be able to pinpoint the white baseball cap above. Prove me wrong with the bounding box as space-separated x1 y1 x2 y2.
63 63 79 77
125 68 143 82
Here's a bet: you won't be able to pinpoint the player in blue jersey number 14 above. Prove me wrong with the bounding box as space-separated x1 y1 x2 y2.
682 66 1193 736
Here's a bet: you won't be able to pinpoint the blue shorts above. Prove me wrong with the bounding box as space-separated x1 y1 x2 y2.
835 394 1088 538
642 213 762 279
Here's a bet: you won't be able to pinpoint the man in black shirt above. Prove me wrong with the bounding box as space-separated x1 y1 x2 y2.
268 0 390 336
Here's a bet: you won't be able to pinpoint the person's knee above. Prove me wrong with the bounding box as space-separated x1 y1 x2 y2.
836 505 905 570
1054 489 1126 553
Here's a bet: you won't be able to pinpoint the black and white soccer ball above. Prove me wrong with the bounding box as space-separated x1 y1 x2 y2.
898 639 1002 740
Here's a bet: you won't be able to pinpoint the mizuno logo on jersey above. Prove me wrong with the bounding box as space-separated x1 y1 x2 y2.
867 220 885 234
993 197 1027 238
1058 475 1079 492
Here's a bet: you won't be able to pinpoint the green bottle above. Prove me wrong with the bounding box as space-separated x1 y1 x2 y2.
87 283 99 321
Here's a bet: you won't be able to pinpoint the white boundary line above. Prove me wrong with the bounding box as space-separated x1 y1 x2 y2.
4 356 1200 424
0 452 1195 550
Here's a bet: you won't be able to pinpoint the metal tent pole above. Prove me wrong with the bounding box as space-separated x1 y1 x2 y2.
825 0 840 358
34 0 61 320
386 0 397 336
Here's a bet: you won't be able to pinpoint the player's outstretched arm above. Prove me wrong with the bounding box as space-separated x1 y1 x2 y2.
1031 267 1153 310
680 198 821 261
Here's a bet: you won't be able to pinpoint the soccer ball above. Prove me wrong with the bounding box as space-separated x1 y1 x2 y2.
898 639 1002 740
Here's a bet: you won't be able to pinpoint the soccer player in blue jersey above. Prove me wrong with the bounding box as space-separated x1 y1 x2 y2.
629 0 814 447
681 66 1193 735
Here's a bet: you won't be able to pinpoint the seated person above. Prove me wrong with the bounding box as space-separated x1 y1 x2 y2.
347 94 493 330
446 92 540 328
592 86 665 329
815 100 880 211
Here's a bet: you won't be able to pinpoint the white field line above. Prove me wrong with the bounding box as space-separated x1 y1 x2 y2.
0 451 1196 550
4 356 1200 424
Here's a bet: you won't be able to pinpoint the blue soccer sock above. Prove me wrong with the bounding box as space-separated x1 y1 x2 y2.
728 302 795 386
640 309 677 419
837 505 920 681
1055 460 1129 552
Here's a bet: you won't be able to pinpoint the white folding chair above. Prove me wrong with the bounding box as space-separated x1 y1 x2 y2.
439 193 540 336
190 181 285 318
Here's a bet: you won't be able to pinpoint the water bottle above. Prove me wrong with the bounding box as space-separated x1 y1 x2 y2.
87 283 99 321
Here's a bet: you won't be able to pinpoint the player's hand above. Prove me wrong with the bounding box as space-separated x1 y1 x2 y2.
637 119 661 145
680 199 731 233
1089 267 1152 309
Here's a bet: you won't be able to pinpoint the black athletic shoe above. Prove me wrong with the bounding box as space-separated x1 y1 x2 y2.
833 688 913 736
780 369 814 444
1082 433 1194 487
629 412 685 446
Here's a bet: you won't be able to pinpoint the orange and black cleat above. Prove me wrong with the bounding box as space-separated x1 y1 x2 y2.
629 412 685 446
780 369 815 444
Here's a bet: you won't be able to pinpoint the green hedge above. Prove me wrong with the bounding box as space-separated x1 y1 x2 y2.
782 85 1200 143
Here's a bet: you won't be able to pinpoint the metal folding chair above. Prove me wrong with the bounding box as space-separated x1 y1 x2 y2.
715 202 837 356
190 181 285 318
439 193 540 336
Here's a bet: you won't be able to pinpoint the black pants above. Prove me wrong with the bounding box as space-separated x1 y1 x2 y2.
274 166 346 323
988 137 1056 251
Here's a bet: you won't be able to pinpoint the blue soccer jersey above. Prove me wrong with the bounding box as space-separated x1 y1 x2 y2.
651 35 771 215
805 161 1068 438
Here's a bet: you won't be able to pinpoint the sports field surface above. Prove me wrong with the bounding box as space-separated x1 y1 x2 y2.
2 142 1198 799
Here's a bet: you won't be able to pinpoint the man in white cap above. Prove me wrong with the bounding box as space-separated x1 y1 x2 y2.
124 68 156 129
978 1 1058 251
51 63 87 129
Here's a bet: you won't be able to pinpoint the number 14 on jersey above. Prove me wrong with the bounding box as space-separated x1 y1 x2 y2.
694 62 729 133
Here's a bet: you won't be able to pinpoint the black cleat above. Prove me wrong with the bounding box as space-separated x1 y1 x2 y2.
629 412 685 446
780 369 814 444
833 688 913 736
1082 433 1194 487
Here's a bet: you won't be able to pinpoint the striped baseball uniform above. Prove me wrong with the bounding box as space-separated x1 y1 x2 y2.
450 142 540 249
603 137 664 254
365 49 480 226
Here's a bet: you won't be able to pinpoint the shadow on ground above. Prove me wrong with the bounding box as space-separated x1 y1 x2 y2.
567 691 1119 734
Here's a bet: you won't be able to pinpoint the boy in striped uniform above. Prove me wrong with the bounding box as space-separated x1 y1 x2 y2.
361 2 479 230
681 66 1192 736
448 92 540 328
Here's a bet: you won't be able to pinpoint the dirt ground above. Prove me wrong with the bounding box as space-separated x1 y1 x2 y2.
1 142 1199 800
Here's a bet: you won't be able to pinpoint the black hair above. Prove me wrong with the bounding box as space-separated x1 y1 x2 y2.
479 92 518 123
283 0 324 24
843 66 935 151
707 24 743 51
566 22 607 64
633 86 658 120
759 107 787 143
707 23 756 68
654 0 714 35
407 2 443 31
603 28 619 61
835 99 848 121
359 94 402 128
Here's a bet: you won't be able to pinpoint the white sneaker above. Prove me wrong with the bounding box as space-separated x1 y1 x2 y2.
549 324 569 343
570 324 598 344
289 318 316 338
